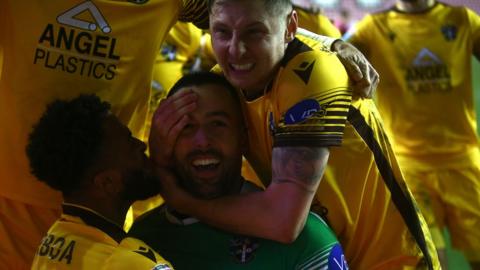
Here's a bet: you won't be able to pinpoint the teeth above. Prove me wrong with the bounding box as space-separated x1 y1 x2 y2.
193 158 219 166
231 63 253 71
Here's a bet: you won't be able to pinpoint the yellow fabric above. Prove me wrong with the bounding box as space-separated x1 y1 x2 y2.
348 3 480 262
294 6 342 38
31 212 173 269
348 3 480 160
0 0 206 266
153 22 203 93
226 32 440 269
0 197 60 270
398 149 480 261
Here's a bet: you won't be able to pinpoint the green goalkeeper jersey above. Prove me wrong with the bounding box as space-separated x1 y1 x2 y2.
130 182 348 270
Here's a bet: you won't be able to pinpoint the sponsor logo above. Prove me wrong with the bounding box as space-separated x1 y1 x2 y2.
328 244 349 270
294 60 315 85
229 236 259 264
152 264 172 270
33 1 120 80
405 48 451 93
284 99 322 125
57 1 111 33
441 24 457 41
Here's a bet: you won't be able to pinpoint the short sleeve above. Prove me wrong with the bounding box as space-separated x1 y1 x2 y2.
272 49 352 148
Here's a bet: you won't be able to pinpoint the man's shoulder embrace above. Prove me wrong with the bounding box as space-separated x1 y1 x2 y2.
277 44 350 100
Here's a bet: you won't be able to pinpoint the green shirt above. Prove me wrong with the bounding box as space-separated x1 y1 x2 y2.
130 183 348 270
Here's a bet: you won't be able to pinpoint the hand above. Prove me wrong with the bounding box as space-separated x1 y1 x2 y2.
149 89 198 167
155 167 193 213
332 40 379 98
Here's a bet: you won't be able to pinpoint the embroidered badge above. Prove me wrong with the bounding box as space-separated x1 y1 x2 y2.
441 24 457 41
229 236 259 264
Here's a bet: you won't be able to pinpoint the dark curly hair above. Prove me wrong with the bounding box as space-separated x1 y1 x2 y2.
26 94 110 196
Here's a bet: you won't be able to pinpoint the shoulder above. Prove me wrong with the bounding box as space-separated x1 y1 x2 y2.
129 205 168 236
277 38 350 100
105 237 173 270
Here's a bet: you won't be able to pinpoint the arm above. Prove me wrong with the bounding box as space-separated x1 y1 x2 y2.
160 146 329 243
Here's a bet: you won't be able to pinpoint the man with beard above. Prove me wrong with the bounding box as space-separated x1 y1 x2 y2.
346 0 480 268
26 94 172 269
130 72 348 270
149 0 440 269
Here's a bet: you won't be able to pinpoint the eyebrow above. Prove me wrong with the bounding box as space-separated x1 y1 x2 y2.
205 111 232 119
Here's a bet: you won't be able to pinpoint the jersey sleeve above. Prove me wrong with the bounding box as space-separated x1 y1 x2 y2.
179 0 208 29
272 49 352 148
291 213 348 270
103 238 173 270
465 7 480 47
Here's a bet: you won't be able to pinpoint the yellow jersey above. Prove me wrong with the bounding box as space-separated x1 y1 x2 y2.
348 3 480 166
0 0 207 207
294 5 342 38
31 204 173 270
152 22 203 94
225 32 439 269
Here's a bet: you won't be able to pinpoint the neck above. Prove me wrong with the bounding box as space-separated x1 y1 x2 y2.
64 196 128 228
396 0 435 13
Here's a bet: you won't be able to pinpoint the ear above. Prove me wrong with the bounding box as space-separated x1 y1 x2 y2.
285 10 298 43
93 170 123 196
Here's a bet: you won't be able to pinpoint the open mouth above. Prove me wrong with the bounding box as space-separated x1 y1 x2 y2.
230 63 254 72
192 158 220 171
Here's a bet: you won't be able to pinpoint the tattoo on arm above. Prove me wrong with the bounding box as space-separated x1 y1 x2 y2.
272 147 329 191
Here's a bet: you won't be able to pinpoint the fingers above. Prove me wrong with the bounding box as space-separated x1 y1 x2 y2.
149 89 198 166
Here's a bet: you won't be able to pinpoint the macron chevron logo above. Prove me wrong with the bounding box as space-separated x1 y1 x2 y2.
412 48 442 67
57 1 111 33
294 60 315 85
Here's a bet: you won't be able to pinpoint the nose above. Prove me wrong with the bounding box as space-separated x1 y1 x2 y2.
193 127 211 149
228 34 246 59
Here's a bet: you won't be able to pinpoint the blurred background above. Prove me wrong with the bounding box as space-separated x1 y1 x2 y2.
292 0 480 269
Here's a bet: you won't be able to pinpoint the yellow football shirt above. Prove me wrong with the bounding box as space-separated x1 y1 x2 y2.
0 0 207 207
229 32 439 269
31 204 173 270
152 22 203 94
348 3 480 167
294 5 342 38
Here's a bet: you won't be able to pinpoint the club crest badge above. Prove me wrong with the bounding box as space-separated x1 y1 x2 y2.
441 24 457 41
229 236 259 264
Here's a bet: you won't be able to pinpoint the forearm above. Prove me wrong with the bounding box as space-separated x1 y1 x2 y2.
180 183 315 243
176 146 329 243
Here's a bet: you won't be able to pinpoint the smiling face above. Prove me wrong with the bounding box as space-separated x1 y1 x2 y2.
172 83 246 199
209 0 295 97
